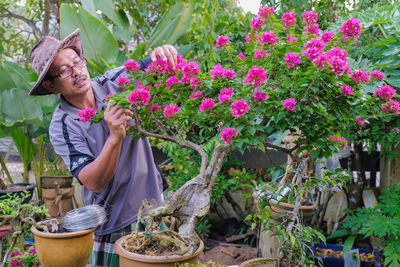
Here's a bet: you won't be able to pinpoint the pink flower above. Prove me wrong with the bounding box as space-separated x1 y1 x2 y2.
341 85 354 96
254 49 271 59
210 64 235 79
78 108 96 123
166 76 180 87
218 88 234 103
302 38 325 61
224 68 236 79
281 12 297 29
28 247 36 254
123 59 140 72
250 17 265 30
381 99 400 114
190 77 203 90
117 76 130 86
104 93 113 102
200 98 215 111
189 91 204 99
302 11 318 25
356 116 366 126
260 31 277 46
284 52 301 68
339 17 362 41
321 31 335 43
145 57 170 73
374 85 396 99
128 89 151 105
253 90 268 102
351 69 370 83
258 6 274 18
283 99 297 111
370 70 385 81
286 35 298 43
181 61 200 77
163 104 180 118
10 249 21 257
231 99 250 117
220 127 238 143
216 35 230 48
325 47 350 75
243 66 267 88
148 104 163 112
237 53 246 60
304 24 320 36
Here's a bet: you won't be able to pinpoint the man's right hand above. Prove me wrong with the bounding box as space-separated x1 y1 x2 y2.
104 102 133 143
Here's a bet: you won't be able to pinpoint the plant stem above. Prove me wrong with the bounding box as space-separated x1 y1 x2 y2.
0 154 13 185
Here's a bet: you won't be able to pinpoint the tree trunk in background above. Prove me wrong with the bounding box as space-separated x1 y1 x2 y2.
43 1 50 35
380 145 400 189
347 143 365 210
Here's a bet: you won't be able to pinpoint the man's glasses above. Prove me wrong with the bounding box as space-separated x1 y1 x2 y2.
47 59 87 79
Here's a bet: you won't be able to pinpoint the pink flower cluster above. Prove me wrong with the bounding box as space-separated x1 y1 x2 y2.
231 100 249 117
145 57 170 74
374 85 396 99
104 93 113 102
302 38 326 62
190 91 204 99
78 108 96 123
286 35 298 43
163 104 180 118
210 64 236 80
254 49 271 59
218 88 234 103
260 31 277 46
370 70 385 80
166 76 180 88
117 76 130 86
250 17 265 30
253 90 268 102
220 127 238 143
237 53 246 60
304 24 320 36
341 85 354 96
281 12 297 29
381 99 400 114
216 35 230 48
243 66 267 88
124 59 140 72
351 69 370 83
128 88 151 105
329 135 348 148
302 11 318 25
200 98 215 111
258 6 274 18
321 31 335 43
284 52 301 69
283 99 297 111
356 116 366 126
339 17 362 41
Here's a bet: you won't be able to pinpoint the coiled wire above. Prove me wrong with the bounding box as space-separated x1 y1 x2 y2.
63 205 107 232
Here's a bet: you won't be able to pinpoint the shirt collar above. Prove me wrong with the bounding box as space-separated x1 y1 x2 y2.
60 81 106 120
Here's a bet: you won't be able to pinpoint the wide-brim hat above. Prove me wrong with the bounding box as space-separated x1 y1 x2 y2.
28 28 84 96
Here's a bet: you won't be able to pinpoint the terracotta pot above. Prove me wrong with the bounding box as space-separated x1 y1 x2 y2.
268 199 316 220
31 222 96 267
42 186 75 217
0 183 37 203
0 225 12 239
40 175 73 189
239 257 277 267
114 234 204 267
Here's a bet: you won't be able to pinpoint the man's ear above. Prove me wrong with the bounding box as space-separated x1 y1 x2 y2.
41 80 58 94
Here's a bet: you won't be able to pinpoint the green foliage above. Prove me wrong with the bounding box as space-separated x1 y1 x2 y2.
194 217 212 237
341 185 400 266
6 246 40 267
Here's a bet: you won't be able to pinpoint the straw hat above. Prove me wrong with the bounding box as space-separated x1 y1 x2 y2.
28 28 84 95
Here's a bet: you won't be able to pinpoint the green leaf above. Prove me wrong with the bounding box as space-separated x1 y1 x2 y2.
327 229 351 239
343 235 356 259
60 4 119 64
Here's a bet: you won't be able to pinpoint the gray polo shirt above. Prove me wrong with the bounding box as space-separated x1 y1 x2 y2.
49 58 164 235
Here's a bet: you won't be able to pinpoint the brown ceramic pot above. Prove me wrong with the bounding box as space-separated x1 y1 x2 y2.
0 225 12 239
268 199 316 220
114 234 204 267
239 257 277 267
42 186 75 217
31 223 96 267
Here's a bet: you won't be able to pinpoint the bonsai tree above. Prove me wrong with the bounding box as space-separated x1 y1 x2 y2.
82 7 397 258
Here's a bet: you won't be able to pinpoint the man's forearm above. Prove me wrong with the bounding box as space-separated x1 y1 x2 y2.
78 136 123 192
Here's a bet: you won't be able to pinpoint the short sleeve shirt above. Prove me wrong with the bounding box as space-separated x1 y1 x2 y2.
49 58 164 235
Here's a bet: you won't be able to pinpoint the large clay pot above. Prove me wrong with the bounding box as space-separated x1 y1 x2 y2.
31 223 96 267
0 225 12 239
114 234 204 267
268 199 316 220
40 175 73 189
42 186 75 217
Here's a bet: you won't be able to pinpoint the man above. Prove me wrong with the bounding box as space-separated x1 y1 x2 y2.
28 28 177 266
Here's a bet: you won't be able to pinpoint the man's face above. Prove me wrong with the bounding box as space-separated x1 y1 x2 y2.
46 48 91 97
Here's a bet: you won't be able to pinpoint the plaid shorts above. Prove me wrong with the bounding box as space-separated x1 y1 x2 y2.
88 222 143 267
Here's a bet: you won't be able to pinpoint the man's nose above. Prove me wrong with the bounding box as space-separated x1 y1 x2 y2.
71 65 84 76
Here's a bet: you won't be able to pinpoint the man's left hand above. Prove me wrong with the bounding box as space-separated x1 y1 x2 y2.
150 45 178 70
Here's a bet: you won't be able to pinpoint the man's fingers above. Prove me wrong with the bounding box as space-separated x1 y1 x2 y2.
151 45 178 70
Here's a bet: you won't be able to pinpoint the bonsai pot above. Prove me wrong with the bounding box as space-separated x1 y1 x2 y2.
239 258 277 267
31 220 96 267
42 186 75 217
0 183 37 203
114 234 204 267
0 225 12 239
268 199 316 220
40 175 73 189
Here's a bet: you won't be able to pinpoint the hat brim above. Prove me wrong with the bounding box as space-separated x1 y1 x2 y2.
29 29 85 96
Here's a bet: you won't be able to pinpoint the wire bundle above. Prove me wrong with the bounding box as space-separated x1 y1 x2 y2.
63 205 107 232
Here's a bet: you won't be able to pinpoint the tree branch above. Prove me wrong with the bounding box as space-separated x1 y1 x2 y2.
0 6 43 39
